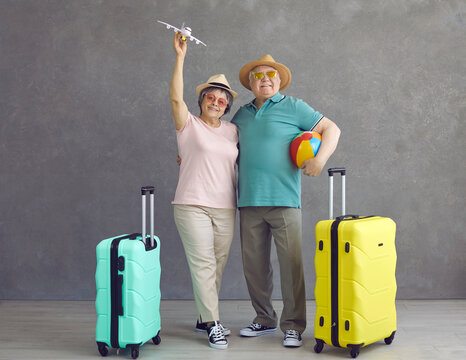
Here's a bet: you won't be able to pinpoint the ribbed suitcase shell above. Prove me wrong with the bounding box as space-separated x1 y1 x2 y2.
314 216 397 354
95 234 161 352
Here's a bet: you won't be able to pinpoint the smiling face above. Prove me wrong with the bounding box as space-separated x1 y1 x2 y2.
200 88 229 119
249 65 281 101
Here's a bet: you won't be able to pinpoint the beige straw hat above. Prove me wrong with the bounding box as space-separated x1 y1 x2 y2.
239 54 291 91
195 74 238 99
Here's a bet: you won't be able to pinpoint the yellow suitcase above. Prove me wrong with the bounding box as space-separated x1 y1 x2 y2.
314 168 397 358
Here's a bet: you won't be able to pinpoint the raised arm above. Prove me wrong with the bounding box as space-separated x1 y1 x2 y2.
170 32 189 130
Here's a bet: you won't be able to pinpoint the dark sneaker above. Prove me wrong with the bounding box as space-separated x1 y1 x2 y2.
240 322 277 337
283 329 302 347
207 321 228 350
196 321 230 336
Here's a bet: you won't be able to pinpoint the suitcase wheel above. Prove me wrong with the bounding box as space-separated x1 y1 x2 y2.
130 344 139 359
384 331 396 345
314 339 324 353
96 342 108 357
348 344 361 358
152 331 161 345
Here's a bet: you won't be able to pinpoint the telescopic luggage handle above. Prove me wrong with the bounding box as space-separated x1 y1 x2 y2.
328 168 346 220
141 186 155 247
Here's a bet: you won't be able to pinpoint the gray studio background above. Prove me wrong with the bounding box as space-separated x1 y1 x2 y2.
1 0 465 301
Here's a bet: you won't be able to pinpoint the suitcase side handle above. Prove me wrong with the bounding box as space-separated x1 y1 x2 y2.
141 186 155 247
336 214 359 221
335 215 376 221
328 167 346 220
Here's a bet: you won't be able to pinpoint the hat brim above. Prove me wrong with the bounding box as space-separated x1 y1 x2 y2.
239 60 291 91
195 83 238 100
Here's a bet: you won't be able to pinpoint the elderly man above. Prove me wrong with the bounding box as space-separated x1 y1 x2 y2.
231 55 340 347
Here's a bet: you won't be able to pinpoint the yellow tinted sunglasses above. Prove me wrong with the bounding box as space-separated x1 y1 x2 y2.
251 70 278 80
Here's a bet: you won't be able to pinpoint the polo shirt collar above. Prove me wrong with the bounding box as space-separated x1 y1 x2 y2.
247 92 284 108
269 92 284 102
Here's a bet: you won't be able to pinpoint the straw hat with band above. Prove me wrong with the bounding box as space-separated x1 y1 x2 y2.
239 54 292 91
196 74 238 100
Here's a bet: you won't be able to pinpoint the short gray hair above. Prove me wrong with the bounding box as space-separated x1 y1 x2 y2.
198 87 233 116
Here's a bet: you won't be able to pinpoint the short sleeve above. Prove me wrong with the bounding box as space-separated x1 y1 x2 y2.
295 99 324 131
176 111 193 133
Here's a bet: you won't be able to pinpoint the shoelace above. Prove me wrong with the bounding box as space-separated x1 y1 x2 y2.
209 323 226 343
249 323 263 330
285 330 300 339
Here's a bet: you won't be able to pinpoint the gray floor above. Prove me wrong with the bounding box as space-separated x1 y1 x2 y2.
1 299 465 359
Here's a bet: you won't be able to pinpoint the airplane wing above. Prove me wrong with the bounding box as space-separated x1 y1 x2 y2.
157 20 207 46
189 35 207 47
157 20 181 33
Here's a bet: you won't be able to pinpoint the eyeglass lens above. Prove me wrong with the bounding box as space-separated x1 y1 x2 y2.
253 71 277 80
205 93 228 108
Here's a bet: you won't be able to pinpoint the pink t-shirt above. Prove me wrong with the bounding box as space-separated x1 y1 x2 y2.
172 112 238 209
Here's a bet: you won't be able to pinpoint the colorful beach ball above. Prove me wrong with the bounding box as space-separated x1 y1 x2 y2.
290 131 322 167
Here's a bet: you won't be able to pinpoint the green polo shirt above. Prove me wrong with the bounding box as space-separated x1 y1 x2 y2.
231 92 323 208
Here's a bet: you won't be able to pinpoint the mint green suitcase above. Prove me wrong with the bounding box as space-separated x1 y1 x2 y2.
95 187 161 359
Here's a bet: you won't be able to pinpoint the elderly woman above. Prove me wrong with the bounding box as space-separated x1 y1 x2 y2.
169 32 238 350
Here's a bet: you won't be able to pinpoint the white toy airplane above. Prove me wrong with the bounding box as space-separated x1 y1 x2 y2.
157 20 207 46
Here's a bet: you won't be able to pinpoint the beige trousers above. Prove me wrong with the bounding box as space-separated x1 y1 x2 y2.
240 206 306 333
173 204 236 322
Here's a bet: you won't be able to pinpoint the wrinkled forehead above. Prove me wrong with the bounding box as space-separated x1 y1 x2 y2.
251 65 278 73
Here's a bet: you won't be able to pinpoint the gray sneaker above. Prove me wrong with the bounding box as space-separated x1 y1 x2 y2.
283 329 302 347
240 322 277 337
